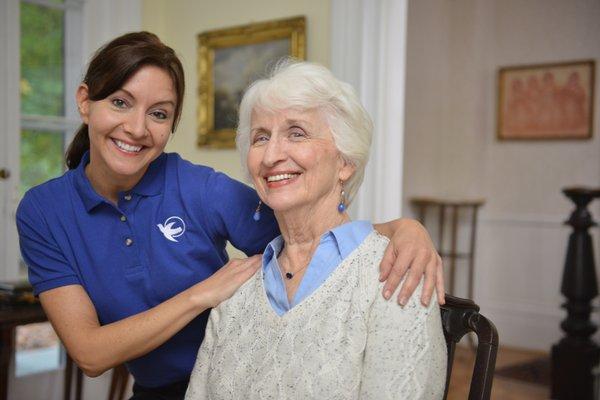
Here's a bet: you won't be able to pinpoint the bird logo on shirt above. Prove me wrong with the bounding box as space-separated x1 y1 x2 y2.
157 216 186 242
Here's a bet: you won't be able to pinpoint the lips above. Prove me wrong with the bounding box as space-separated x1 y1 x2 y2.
112 138 143 153
266 173 300 183
264 172 301 188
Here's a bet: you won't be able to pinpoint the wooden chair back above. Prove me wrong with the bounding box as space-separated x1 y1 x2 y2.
441 294 499 400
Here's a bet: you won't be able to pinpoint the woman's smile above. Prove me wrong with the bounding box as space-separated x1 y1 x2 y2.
110 138 144 155
264 172 302 188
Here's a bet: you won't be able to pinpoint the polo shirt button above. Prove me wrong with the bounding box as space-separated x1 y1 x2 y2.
125 238 133 246
120 215 127 222
124 194 132 201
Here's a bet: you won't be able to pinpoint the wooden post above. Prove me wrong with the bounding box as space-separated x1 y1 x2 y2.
551 187 600 400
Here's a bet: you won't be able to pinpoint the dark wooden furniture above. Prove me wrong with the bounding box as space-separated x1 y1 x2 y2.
0 302 47 400
0 301 82 400
551 187 600 400
411 198 485 299
64 354 83 400
441 294 498 400
107 364 129 400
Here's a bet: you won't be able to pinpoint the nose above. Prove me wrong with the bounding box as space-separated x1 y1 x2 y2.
123 109 147 139
261 135 286 167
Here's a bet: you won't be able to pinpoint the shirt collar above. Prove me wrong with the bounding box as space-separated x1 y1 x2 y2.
329 220 373 259
129 152 166 197
73 151 104 212
73 151 166 212
261 220 373 270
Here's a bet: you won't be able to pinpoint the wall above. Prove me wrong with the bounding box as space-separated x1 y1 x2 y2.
403 0 600 350
142 0 330 182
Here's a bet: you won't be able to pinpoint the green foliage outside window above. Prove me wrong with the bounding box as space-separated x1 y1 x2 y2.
20 2 66 195
20 2 64 116
20 130 64 197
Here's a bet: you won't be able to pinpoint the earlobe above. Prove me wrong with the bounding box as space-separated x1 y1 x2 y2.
339 160 356 182
76 84 90 124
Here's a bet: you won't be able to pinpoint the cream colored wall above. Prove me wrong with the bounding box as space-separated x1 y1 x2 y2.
142 0 330 182
404 0 600 350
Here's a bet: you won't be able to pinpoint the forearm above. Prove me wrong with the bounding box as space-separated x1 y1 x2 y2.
373 218 420 239
42 284 210 377
90 291 205 374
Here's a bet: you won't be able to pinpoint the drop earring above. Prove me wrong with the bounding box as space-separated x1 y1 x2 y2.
338 183 346 213
253 200 262 221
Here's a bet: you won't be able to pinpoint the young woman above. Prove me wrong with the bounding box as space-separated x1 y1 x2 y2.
16 32 444 400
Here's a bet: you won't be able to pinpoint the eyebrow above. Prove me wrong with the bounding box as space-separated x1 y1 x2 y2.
250 127 269 135
286 118 311 128
117 88 176 108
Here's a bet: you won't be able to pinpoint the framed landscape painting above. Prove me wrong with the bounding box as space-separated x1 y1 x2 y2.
497 60 595 140
197 16 306 148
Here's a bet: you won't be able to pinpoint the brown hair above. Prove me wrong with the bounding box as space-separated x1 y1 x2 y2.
65 31 185 169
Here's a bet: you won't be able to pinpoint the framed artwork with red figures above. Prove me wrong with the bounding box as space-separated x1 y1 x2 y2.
497 60 594 140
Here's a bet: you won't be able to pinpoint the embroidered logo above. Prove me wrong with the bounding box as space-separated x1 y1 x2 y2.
157 216 186 242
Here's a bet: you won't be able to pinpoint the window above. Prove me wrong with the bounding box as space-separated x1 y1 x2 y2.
20 0 69 198
0 0 140 382
11 0 84 377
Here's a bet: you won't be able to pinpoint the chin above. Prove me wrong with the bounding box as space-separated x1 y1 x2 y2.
264 198 309 214
107 157 147 178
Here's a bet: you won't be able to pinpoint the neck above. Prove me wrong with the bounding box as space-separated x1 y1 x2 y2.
275 199 350 270
85 157 146 205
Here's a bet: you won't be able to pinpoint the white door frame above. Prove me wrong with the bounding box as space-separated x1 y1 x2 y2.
0 0 22 281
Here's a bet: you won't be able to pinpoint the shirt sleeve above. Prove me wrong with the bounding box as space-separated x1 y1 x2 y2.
203 171 279 256
359 281 448 399
16 192 80 296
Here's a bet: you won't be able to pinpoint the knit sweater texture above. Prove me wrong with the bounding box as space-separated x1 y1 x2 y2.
185 231 447 399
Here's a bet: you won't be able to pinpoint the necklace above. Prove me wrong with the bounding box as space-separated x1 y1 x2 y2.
279 253 309 280
283 262 310 279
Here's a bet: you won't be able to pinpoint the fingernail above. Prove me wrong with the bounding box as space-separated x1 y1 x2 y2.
384 290 391 300
399 297 407 306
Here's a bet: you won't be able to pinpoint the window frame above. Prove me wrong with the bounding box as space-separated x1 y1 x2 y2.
0 0 84 281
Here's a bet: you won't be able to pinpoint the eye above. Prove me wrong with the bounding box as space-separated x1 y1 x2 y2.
289 129 307 140
150 110 168 120
252 133 269 145
111 98 127 108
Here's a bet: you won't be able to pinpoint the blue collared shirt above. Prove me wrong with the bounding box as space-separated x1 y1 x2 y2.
263 220 374 316
16 151 279 387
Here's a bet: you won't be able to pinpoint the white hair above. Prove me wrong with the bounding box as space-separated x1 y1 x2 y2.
236 59 373 205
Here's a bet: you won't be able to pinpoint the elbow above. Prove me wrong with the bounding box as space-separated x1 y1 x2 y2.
80 366 104 378
77 360 110 378
70 351 111 378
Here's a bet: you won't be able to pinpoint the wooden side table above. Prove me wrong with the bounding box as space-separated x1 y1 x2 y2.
0 302 82 400
411 197 485 300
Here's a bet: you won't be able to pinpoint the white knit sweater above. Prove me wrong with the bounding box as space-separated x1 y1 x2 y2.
185 232 447 400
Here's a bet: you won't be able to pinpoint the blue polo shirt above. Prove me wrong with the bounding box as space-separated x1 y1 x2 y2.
16 151 279 388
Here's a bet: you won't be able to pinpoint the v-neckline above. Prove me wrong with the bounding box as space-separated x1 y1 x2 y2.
258 231 377 321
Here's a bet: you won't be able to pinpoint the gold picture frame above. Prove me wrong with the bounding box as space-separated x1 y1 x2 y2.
497 60 595 140
197 16 306 148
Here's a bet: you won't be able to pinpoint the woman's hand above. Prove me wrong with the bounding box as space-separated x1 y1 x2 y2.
194 255 262 308
374 219 444 306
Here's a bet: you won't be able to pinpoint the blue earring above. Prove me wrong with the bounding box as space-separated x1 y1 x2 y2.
253 200 262 221
337 184 346 213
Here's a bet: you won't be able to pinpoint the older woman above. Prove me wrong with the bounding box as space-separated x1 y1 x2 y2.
185 61 447 399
